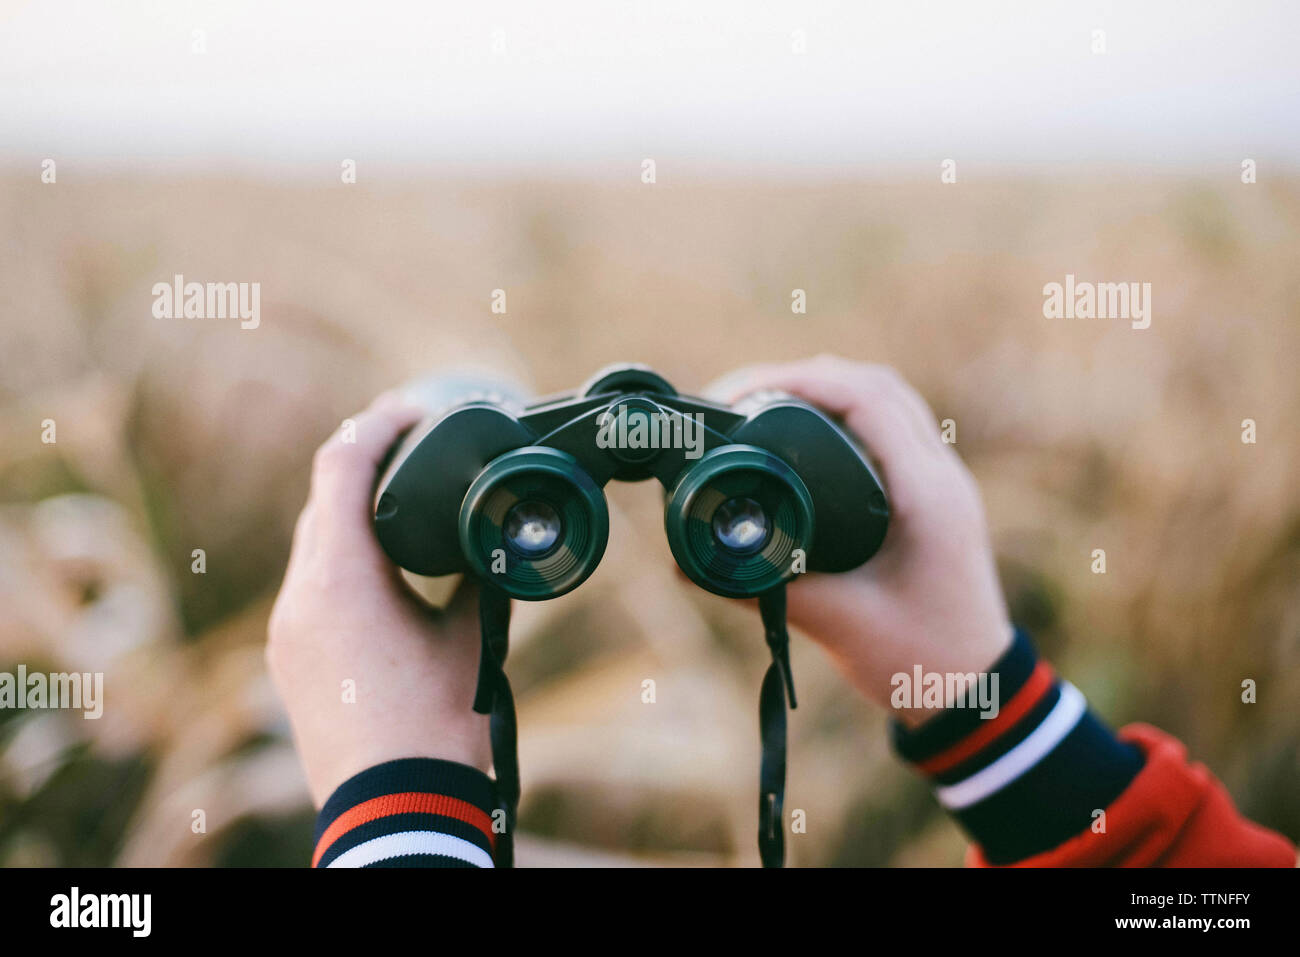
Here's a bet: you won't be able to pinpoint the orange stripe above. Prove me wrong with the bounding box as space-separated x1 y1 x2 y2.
915 662 1056 776
313 792 496 867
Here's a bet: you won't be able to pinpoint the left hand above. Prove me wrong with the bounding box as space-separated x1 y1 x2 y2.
266 392 491 806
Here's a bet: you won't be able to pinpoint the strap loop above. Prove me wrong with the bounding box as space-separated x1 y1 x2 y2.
475 581 518 868
471 580 796 869
758 585 796 868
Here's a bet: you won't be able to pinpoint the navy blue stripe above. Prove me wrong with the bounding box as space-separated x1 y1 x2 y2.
316 813 494 868
889 628 1037 763
363 854 480 868
951 708 1145 864
315 758 498 845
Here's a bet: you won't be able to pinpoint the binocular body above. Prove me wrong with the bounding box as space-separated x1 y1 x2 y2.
373 364 890 600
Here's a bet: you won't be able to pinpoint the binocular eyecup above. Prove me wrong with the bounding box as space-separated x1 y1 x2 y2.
459 447 609 601
663 445 814 599
455 442 814 600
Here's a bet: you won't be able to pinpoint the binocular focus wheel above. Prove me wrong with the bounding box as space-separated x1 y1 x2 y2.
458 447 609 600
664 445 814 599
580 364 678 398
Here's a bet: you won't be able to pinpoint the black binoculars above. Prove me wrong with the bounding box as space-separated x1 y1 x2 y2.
373 364 890 599
371 363 891 867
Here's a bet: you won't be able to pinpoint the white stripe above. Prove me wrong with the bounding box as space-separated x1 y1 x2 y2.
933 682 1087 810
326 831 495 868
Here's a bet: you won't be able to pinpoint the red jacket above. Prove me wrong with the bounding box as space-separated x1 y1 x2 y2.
970 723 1296 867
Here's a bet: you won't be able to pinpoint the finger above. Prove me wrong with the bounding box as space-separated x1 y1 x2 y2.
702 366 770 404
714 356 940 448
709 357 942 502
283 502 317 578
309 392 427 547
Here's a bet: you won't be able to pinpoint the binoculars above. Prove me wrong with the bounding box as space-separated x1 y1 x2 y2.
373 364 890 599
373 363 891 867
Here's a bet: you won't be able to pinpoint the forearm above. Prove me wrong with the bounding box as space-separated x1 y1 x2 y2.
892 629 1297 867
311 630 1296 868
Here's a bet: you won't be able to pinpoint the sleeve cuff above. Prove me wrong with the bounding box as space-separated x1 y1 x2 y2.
312 758 500 868
889 629 1145 864
968 723 1298 867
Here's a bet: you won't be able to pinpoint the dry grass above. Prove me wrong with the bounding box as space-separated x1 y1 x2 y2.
1 172 1297 865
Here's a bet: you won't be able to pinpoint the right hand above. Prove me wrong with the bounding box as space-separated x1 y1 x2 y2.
709 355 1014 727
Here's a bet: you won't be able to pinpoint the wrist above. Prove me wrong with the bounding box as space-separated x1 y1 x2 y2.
890 628 1144 863
887 620 1015 730
306 714 492 806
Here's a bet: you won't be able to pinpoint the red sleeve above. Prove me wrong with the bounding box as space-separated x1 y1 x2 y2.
968 723 1297 868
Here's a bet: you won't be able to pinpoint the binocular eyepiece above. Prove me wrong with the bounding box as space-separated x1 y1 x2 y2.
663 445 814 598
374 364 888 601
459 446 609 600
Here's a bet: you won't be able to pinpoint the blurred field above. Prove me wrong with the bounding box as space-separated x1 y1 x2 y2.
0 172 1297 866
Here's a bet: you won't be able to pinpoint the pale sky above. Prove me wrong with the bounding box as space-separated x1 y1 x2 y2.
1 0 1297 174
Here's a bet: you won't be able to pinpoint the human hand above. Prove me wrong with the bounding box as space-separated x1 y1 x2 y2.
267 392 491 806
709 355 1013 727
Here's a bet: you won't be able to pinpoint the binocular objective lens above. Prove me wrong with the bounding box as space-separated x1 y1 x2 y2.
711 497 770 554
505 500 562 556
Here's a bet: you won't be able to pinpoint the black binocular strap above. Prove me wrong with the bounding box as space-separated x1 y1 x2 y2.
472 580 796 870
758 584 797 868
474 581 519 868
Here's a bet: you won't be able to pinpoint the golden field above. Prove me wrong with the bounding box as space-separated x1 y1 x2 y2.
0 172 1297 865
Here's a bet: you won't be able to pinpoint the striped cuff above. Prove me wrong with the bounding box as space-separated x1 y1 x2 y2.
890 629 1145 864
312 758 499 868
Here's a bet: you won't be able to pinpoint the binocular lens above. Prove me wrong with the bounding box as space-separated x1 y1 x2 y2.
665 445 814 598
460 448 609 600
711 497 770 554
504 500 562 556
